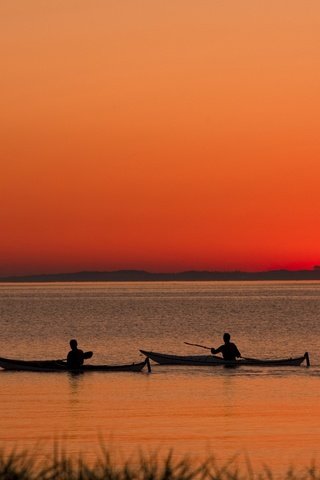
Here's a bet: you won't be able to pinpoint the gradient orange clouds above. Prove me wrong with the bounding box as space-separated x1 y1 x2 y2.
1 0 320 275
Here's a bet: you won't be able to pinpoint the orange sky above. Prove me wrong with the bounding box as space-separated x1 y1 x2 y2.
1 1 320 275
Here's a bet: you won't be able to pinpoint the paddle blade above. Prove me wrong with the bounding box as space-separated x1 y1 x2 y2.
84 351 93 359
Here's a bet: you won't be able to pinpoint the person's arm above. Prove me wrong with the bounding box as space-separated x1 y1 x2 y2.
235 346 241 358
211 345 223 355
78 349 85 365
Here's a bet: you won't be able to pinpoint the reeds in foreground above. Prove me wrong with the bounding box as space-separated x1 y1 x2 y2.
0 449 319 480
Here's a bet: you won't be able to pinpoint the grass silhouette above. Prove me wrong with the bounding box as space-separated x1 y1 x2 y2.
0 448 318 480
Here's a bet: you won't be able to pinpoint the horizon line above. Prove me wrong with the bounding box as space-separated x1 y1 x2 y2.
1 266 320 282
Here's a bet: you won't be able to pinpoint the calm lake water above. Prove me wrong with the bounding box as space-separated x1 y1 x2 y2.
0 281 320 472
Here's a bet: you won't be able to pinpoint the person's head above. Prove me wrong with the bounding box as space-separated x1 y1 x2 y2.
70 339 78 350
223 332 231 343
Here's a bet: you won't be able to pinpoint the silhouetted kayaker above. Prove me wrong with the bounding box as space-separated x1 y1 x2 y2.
67 339 93 369
211 333 241 361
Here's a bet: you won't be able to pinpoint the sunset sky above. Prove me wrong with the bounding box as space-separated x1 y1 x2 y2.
1 1 320 275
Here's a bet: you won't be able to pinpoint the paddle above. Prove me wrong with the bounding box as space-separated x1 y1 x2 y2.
184 342 212 350
59 351 93 362
83 351 93 359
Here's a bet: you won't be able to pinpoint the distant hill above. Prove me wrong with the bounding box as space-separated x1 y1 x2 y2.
1 269 320 282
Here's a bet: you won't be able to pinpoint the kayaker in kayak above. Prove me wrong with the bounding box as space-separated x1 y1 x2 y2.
211 333 241 361
67 339 92 369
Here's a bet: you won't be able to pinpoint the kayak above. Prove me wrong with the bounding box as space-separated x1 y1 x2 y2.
0 356 151 372
140 350 310 367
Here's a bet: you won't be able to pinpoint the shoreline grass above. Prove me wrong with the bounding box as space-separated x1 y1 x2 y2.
0 448 319 480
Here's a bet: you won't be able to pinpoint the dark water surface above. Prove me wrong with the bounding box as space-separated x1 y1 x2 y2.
0 281 319 471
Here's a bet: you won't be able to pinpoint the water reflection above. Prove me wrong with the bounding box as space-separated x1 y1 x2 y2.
68 372 84 407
